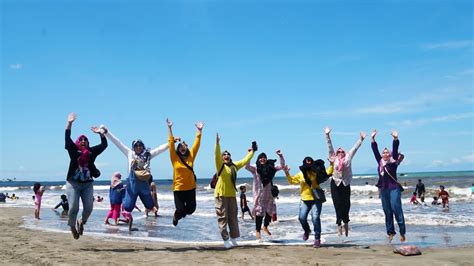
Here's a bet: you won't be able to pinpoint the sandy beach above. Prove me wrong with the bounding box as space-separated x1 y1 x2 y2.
0 207 472 265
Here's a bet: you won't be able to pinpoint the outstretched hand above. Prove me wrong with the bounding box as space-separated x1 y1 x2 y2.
328 154 336 164
360 132 367 140
67 112 76 123
196 121 204 131
324 127 331 135
391 130 398 139
174 137 181 143
276 150 283 156
216 133 220 144
371 129 377 139
166 118 173 128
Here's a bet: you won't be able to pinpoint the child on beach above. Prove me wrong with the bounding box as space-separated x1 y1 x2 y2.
105 172 125 226
239 185 254 220
410 192 420 205
431 196 441 205
438 185 449 208
54 194 70 216
33 183 45 219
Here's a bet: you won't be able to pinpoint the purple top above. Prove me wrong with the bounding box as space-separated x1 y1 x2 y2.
371 139 400 191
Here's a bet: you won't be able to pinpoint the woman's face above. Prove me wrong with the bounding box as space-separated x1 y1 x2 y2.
134 144 144 155
178 143 188 155
382 149 390 161
78 136 89 148
258 157 267 165
337 150 345 159
222 152 231 163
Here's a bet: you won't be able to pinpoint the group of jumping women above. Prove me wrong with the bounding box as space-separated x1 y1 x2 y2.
64 112 406 248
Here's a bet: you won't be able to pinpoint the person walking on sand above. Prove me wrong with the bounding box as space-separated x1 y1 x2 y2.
214 133 256 249
99 125 171 220
166 118 203 226
284 155 335 248
65 112 108 239
33 183 45 219
371 129 406 243
245 150 286 241
325 127 365 238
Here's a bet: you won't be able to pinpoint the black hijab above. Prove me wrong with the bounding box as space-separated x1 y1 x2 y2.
256 153 277 187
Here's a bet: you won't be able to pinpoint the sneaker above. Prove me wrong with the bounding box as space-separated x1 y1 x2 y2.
313 239 321 248
172 212 178 226
303 231 310 241
230 238 238 247
223 240 233 249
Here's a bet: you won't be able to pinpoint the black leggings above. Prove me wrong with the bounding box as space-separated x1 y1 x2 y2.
330 179 351 225
255 213 272 232
174 189 196 220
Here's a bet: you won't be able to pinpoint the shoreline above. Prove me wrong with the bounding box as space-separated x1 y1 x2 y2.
1 207 473 265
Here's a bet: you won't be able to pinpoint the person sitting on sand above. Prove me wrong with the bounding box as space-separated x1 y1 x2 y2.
438 185 449 208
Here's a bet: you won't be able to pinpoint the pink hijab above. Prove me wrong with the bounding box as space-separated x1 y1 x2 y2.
75 135 91 167
336 147 345 172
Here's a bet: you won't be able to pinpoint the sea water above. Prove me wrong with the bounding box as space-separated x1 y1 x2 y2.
1 171 473 247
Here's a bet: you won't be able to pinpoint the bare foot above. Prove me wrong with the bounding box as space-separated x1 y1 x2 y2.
337 225 342 238
388 234 395 242
256 231 262 240
262 226 272 236
400 235 406 242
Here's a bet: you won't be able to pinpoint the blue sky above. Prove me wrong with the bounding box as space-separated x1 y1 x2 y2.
1 0 473 181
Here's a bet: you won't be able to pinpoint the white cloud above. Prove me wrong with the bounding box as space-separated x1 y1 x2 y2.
388 112 474 128
463 154 474 163
9 63 23 70
422 40 472 50
427 153 474 168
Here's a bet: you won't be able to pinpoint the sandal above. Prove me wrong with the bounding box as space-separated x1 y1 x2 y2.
77 220 84 236
71 226 80 240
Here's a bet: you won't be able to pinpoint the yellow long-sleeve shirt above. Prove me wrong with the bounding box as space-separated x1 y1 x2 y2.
286 164 334 201
169 131 201 191
214 143 254 197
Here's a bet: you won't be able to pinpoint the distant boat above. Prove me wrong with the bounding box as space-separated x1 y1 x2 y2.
400 173 406 177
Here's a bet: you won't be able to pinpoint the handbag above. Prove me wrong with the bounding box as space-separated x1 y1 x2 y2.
211 164 225 189
134 169 152 181
271 183 280 198
384 166 404 192
312 188 326 203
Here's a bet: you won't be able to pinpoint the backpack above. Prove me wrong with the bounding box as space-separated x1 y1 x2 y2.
210 164 225 189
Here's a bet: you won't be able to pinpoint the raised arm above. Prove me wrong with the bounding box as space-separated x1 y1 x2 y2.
325 127 335 157
391 130 400 160
167 118 177 161
234 141 256 170
102 128 131 157
284 166 301 185
276 150 286 170
371 129 382 162
65 112 76 150
347 132 366 160
150 142 170 159
89 126 108 155
189 121 203 159
215 133 223 172
245 160 257 174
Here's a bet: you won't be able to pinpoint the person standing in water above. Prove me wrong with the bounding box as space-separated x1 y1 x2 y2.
415 179 426 203
325 127 365 238
371 129 406 243
166 118 203 226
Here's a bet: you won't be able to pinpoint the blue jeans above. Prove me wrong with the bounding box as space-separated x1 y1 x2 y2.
66 180 94 228
380 188 406 236
123 172 154 212
299 200 323 240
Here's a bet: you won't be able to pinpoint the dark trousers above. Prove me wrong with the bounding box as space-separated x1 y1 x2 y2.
330 179 351 225
174 189 196 220
255 213 272 232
